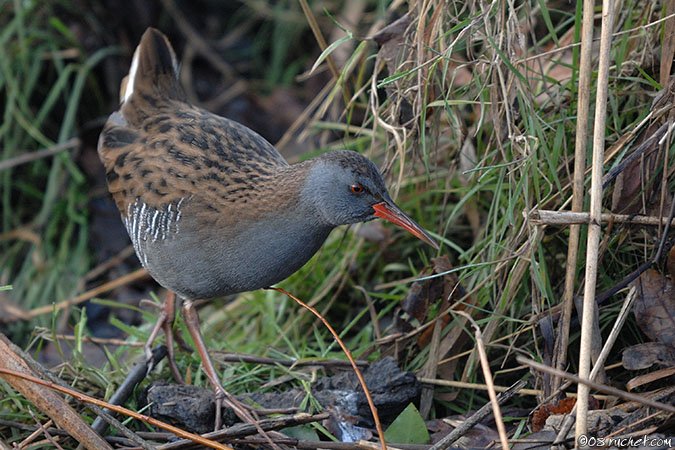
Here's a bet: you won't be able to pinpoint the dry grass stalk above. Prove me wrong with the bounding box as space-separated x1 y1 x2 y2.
576 0 616 438
552 0 596 394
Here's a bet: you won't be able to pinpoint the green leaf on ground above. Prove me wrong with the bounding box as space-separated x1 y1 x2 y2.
384 403 430 444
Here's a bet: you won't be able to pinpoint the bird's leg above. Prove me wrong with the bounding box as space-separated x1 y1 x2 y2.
180 298 286 443
144 291 183 382
181 300 285 450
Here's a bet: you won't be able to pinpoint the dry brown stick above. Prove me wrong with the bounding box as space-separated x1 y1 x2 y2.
428 380 526 450
517 357 675 413
148 412 329 450
552 0 595 395
25 268 148 319
212 351 367 368
17 418 54 449
419 378 540 396
0 138 80 171
35 331 144 347
269 287 387 450
530 210 675 227
577 0 615 440
0 366 232 450
0 333 113 450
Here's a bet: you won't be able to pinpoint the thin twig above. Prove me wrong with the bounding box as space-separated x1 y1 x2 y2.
151 412 330 450
212 351 368 368
224 438 431 450
0 138 80 172
517 357 675 413
26 268 149 319
419 377 551 397
83 245 136 282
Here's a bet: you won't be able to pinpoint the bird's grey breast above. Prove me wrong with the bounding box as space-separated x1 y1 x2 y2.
129 197 332 299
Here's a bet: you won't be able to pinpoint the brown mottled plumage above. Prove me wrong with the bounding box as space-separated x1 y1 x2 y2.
97 28 438 427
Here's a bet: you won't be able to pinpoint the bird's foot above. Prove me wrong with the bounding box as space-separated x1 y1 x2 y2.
212 386 264 429
142 291 184 382
212 386 285 450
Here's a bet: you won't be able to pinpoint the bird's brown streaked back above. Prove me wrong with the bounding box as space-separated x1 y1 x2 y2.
98 28 293 223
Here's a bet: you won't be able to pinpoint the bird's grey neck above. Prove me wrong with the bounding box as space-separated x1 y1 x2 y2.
296 159 339 227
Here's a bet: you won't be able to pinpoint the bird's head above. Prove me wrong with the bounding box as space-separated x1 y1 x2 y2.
302 150 439 249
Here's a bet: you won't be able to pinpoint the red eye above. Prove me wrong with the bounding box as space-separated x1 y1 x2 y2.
350 183 364 194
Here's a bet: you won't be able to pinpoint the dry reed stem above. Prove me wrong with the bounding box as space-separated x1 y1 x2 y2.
298 0 339 81
552 0 596 394
530 210 675 226
576 0 615 440
269 287 386 450
553 286 640 444
0 334 113 450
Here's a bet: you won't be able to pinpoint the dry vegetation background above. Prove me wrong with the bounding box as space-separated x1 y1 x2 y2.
0 0 673 448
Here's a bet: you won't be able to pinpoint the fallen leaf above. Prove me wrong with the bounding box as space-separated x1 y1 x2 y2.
622 342 675 370
384 403 430 444
633 269 675 346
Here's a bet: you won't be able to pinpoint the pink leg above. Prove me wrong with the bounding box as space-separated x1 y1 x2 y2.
181 300 284 430
144 291 183 382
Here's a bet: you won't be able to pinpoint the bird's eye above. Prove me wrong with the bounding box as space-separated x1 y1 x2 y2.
350 183 364 194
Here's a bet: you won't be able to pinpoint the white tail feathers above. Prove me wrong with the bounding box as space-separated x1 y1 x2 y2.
120 28 183 105
122 46 141 103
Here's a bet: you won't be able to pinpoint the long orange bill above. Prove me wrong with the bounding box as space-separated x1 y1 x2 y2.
373 201 440 250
